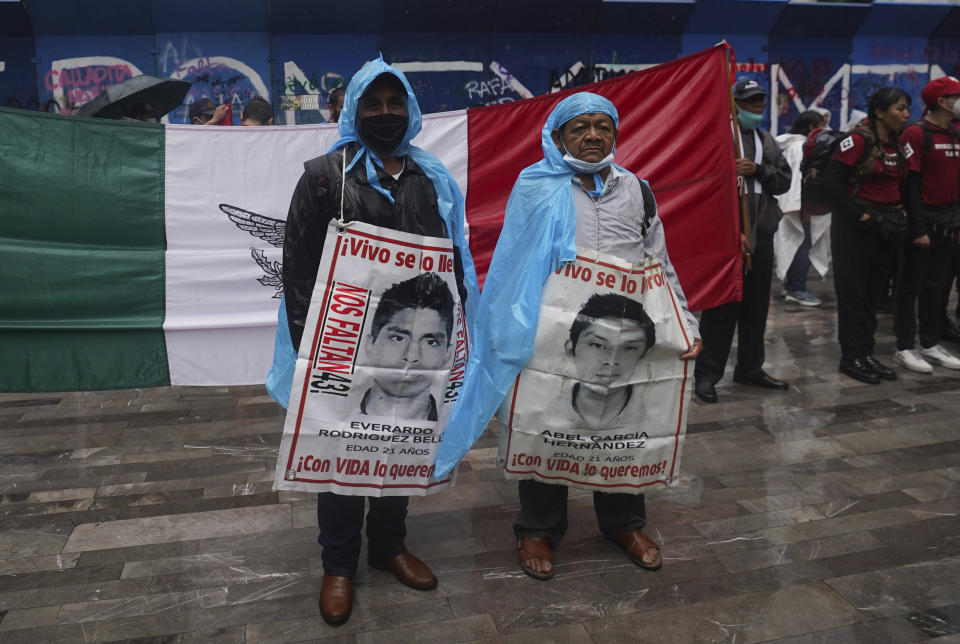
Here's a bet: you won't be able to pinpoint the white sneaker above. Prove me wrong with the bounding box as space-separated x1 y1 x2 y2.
893 350 934 374
918 345 960 370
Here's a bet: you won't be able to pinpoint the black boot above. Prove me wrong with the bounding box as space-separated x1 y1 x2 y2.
694 380 717 403
839 357 881 385
863 356 897 381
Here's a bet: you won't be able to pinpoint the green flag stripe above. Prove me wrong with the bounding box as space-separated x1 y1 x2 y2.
0 107 169 392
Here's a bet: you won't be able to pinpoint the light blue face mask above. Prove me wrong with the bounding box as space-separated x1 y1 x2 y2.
561 141 614 173
562 151 615 173
737 110 764 131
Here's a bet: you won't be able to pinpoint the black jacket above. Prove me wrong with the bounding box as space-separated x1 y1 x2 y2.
742 128 792 239
282 142 459 350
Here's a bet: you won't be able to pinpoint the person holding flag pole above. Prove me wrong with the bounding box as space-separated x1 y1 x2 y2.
693 70 792 404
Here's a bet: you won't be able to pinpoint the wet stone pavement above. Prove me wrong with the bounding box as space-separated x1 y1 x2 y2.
3 281 960 643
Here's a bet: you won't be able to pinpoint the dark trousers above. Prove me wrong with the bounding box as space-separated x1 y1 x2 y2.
785 219 812 294
513 479 646 547
695 232 775 384
831 214 891 360
894 232 954 350
316 492 408 577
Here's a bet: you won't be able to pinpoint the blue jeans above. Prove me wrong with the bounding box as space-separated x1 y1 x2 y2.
785 218 812 294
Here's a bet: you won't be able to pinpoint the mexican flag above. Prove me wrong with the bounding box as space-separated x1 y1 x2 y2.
0 45 738 393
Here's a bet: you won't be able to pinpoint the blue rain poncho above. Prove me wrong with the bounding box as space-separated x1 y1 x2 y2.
433 92 625 477
266 56 480 407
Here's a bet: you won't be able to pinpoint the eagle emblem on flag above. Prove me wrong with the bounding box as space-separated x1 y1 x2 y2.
220 203 285 298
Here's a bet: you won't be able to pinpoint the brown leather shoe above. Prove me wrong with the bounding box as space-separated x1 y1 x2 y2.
369 551 438 590
319 574 352 625
609 530 662 571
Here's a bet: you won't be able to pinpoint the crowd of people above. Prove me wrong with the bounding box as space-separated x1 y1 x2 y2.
270 61 960 625
696 76 960 402
185 90 344 126
159 59 960 626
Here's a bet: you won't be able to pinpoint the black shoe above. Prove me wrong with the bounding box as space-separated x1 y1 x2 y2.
694 380 717 403
732 371 788 390
942 319 960 343
863 355 897 381
839 357 881 384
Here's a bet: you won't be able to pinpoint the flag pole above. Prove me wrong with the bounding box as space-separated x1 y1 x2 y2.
724 43 752 273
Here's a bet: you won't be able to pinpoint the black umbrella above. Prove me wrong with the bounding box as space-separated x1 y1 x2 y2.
76 75 192 120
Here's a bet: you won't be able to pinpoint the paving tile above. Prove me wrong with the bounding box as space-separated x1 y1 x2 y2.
692 505 824 537
826 556 960 618
812 491 918 519
353 614 498 644
62 504 292 552
0 526 70 558
845 471 955 496
0 552 80 576
761 616 927 643
916 636 960 644
51 594 317 642
717 531 887 574
761 506 921 545
0 563 122 594
584 583 863 643
484 622 594 644
908 602 960 639
0 604 61 631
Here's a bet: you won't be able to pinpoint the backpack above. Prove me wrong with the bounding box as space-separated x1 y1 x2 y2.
800 123 888 207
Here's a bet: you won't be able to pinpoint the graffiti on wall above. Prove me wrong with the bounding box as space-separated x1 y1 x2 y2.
43 57 143 114
548 61 653 93
280 60 347 124
13 27 959 133
278 59 533 125
771 61 950 134
169 56 270 124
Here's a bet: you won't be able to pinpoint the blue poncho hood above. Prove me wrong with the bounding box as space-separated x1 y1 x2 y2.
329 55 425 203
266 57 480 408
434 92 625 477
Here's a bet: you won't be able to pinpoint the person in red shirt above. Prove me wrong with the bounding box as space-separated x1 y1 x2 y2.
823 87 911 384
893 77 960 373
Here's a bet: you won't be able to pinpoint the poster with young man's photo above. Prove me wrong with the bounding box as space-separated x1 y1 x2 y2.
274 221 467 495
500 250 692 493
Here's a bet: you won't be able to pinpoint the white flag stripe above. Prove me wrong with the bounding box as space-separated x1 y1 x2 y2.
413 110 469 200
163 113 470 386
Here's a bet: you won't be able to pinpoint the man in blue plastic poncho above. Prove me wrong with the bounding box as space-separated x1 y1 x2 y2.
280 57 478 625
434 92 701 580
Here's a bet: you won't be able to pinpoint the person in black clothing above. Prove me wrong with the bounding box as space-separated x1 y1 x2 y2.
694 79 792 403
282 59 472 626
893 77 960 372
822 87 911 384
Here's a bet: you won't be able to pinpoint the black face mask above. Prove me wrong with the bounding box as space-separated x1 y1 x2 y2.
359 114 408 155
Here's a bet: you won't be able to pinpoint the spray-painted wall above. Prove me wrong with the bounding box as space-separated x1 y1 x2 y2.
1 0 959 134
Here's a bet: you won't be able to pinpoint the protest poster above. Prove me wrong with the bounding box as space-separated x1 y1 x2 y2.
500 250 692 493
274 221 467 495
